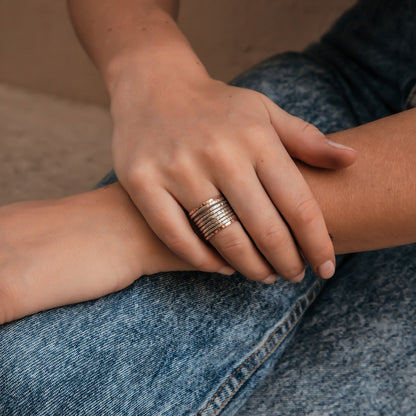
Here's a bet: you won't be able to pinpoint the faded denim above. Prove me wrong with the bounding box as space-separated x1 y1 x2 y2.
1 0 416 415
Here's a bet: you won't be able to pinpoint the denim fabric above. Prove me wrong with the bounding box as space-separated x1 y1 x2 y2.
1 1 416 415
305 0 416 118
406 83 416 110
238 245 416 416
237 1 416 414
0 270 326 416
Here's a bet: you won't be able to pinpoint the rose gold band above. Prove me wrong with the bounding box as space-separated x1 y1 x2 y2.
188 194 238 241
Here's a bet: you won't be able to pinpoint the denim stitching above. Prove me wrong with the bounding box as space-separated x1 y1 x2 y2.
405 83 416 110
195 278 325 416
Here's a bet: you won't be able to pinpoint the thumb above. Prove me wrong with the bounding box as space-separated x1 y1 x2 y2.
260 95 356 169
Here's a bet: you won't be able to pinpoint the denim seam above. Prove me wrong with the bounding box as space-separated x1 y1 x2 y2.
195 277 325 416
404 83 416 110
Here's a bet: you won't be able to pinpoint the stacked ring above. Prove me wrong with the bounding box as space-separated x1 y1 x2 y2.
188 195 238 241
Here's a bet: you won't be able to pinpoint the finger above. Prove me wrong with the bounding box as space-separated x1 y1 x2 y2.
256 140 336 279
171 177 276 283
126 181 234 275
209 218 276 283
215 161 306 282
260 95 356 169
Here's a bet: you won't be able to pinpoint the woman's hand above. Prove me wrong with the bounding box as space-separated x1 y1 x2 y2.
111 75 356 283
68 0 355 283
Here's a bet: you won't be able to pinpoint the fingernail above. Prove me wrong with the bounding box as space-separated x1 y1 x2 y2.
262 274 277 284
218 266 236 276
318 260 335 279
327 140 355 151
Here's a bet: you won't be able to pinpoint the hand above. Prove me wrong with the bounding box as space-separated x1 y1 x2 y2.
111 75 356 283
0 184 193 324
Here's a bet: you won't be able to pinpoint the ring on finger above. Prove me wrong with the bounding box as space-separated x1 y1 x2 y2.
188 194 238 241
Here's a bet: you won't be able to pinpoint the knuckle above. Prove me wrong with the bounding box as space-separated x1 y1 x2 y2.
201 133 248 173
162 231 191 254
215 232 247 258
294 197 320 227
214 151 248 184
298 119 315 134
124 166 139 187
202 138 228 165
164 152 191 178
244 119 268 139
298 119 324 139
124 166 153 192
258 223 291 251
220 163 243 185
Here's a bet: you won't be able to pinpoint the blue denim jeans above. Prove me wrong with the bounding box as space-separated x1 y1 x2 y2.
1 0 416 415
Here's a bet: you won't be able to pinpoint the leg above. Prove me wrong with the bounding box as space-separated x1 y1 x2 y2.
238 244 416 415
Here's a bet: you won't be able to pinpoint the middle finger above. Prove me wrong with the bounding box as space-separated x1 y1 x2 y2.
214 159 306 282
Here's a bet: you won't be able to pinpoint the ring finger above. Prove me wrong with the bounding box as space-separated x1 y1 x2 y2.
171 178 276 283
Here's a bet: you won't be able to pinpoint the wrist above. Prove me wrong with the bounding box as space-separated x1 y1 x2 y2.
86 184 193 276
107 48 211 101
103 17 211 99
107 53 217 131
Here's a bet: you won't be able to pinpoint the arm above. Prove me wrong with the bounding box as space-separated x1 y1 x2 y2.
302 108 416 253
67 0 199 95
67 0 356 283
1 109 415 324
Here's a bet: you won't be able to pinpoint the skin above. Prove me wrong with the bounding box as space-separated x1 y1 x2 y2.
1 108 416 325
67 0 357 284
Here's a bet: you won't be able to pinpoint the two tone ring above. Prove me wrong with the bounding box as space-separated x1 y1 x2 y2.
188 194 238 241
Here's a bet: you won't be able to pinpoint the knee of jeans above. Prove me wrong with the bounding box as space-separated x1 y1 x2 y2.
229 52 307 92
228 52 357 134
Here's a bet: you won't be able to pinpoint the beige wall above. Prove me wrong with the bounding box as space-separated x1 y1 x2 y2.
0 0 355 106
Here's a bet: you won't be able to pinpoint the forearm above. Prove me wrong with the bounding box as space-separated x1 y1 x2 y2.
67 0 210 96
300 108 416 254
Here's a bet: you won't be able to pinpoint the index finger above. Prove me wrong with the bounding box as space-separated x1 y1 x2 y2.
256 140 336 279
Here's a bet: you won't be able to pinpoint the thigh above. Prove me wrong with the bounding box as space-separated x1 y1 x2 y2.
304 0 416 120
0 54 359 416
230 52 360 134
239 244 416 415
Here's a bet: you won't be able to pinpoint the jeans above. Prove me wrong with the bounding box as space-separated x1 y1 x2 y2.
1 0 415 414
